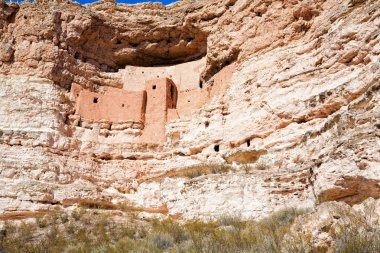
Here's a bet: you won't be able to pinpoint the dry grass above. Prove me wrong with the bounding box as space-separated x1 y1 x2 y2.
0 206 378 253
62 198 169 214
242 161 270 173
333 212 380 253
255 161 270 170
0 211 47 221
0 207 308 253
172 163 233 178
143 163 234 183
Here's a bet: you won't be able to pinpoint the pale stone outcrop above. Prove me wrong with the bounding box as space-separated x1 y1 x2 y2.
283 199 380 253
0 0 379 219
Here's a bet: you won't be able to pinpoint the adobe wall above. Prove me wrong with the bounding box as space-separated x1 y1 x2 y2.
74 86 146 124
72 62 234 144
141 78 178 143
168 63 236 120
208 63 235 98
122 57 206 92
121 57 234 121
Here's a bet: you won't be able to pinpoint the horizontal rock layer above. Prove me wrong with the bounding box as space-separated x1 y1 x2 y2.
0 0 379 219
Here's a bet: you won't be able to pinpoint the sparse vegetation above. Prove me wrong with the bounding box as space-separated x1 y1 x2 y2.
242 161 269 173
0 206 379 253
335 230 380 253
254 161 269 170
174 163 233 178
143 163 234 183
0 207 306 253
242 164 254 173
333 213 380 253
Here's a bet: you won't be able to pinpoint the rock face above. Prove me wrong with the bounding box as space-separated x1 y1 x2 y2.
283 198 380 253
0 0 379 220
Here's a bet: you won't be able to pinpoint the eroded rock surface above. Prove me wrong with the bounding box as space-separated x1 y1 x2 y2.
283 198 380 253
0 0 379 219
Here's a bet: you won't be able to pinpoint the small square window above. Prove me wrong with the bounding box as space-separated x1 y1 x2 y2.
152 85 156 90
122 104 125 107
93 97 98 103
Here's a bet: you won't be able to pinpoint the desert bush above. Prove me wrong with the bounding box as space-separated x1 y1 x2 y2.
1 206 377 253
241 164 254 173
255 161 269 170
71 207 86 221
151 218 188 243
217 215 244 228
241 162 269 173
142 163 235 183
335 232 380 253
168 163 233 179
150 232 174 250
282 204 380 253
333 217 380 253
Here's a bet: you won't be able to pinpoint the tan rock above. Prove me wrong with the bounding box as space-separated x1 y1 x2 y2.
283 201 373 253
0 0 379 220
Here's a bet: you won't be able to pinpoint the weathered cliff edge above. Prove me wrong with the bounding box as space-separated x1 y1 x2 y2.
0 0 379 220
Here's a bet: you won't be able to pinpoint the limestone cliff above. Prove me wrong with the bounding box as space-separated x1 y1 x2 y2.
0 0 379 220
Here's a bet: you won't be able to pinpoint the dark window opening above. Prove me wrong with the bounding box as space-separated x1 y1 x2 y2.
247 140 251 147
116 40 122 45
64 115 69 125
24 16 27 20
152 85 156 90
214 145 220 152
199 80 203 89
256 12 262 17
93 97 99 103
205 121 210 128
122 104 125 107
188 100 190 103
74 52 80 59
170 85 175 100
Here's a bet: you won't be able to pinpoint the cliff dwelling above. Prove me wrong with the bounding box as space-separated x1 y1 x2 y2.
2 1 380 248
71 57 235 144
